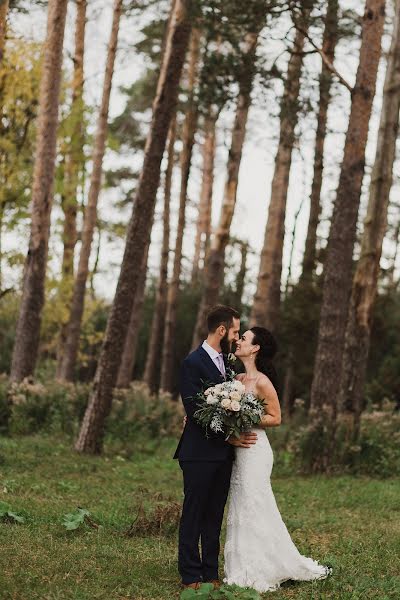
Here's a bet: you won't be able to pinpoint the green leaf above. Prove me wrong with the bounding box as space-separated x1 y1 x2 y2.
7 511 25 524
62 517 81 531
0 501 25 523
180 589 200 599
62 507 91 531
217 590 235 599
198 583 213 593
0 501 11 517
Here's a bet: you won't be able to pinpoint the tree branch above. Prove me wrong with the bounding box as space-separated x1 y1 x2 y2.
296 26 353 93
0 287 13 301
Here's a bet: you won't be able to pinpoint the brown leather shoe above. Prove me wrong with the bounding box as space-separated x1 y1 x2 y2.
209 580 221 589
181 582 201 590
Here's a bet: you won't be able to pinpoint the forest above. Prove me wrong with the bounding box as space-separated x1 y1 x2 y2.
0 0 399 598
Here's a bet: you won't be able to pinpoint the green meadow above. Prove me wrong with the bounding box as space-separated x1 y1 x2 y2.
0 434 399 600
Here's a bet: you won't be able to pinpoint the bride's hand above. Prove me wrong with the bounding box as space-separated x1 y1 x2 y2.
228 432 257 448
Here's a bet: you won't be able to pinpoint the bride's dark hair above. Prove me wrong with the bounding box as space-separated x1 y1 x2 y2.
250 327 278 391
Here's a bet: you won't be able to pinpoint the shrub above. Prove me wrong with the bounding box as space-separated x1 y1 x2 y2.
5 379 183 442
107 381 183 441
7 379 90 435
272 399 400 477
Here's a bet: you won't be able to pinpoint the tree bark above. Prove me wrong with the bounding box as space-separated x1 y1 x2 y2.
340 0 400 434
56 0 87 377
143 115 176 392
61 0 86 281
75 0 192 453
387 212 400 290
159 27 201 392
250 18 310 330
234 240 248 310
191 31 259 348
309 0 385 467
301 0 339 281
285 194 306 294
10 0 68 382
282 348 294 421
116 237 151 388
0 0 9 64
58 0 123 381
191 110 217 283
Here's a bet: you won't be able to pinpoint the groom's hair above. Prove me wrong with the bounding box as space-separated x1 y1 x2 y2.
207 305 240 333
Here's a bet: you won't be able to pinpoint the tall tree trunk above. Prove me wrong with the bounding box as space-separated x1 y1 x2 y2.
282 348 294 421
0 0 9 64
285 194 306 294
75 0 192 454
116 237 151 388
159 27 201 392
143 115 176 393
309 0 385 469
56 0 87 377
58 0 123 382
250 16 310 330
301 0 339 281
191 110 217 283
61 0 86 280
387 211 400 287
191 31 259 348
234 241 248 310
89 226 101 300
340 0 400 435
10 0 68 382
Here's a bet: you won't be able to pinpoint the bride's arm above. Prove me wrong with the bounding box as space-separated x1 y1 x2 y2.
257 378 281 427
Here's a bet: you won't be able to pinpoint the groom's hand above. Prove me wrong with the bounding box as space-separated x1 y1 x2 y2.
228 432 257 448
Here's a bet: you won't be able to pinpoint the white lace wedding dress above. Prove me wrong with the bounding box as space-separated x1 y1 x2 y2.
224 405 331 592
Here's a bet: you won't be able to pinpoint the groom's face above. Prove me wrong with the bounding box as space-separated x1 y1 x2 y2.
220 317 240 354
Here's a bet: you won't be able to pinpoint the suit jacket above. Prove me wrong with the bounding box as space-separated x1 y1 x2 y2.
173 345 234 462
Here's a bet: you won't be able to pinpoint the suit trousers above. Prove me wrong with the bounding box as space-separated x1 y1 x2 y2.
178 459 233 584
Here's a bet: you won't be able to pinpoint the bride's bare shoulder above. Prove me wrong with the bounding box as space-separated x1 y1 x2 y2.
235 373 245 381
257 373 277 394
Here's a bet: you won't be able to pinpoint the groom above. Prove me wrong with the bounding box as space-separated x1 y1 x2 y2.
174 305 257 590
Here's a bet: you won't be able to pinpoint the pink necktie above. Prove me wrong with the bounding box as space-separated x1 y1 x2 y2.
216 354 225 376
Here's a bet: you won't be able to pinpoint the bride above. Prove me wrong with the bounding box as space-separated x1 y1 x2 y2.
224 326 331 593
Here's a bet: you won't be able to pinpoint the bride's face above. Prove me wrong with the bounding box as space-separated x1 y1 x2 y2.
235 330 259 358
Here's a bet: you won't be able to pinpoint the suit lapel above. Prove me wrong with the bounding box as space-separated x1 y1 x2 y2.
197 346 225 382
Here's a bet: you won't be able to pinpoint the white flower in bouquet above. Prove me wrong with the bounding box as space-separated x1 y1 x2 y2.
233 380 245 393
210 415 224 433
229 390 241 402
221 398 232 409
206 394 218 405
230 400 241 412
204 387 212 396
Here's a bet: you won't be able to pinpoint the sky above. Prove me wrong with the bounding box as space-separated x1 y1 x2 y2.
4 0 400 304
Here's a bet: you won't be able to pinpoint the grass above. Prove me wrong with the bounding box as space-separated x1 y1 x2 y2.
0 434 399 599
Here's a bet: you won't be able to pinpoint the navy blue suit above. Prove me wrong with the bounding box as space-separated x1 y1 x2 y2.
175 345 234 584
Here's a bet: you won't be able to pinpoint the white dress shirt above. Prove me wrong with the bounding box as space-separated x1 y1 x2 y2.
202 340 226 377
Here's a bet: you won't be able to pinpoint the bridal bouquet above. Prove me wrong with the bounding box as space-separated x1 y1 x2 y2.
194 379 265 439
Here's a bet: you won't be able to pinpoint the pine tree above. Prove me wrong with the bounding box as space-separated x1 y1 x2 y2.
309 0 386 470
58 0 123 381
75 0 193 453
10 0 68 382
